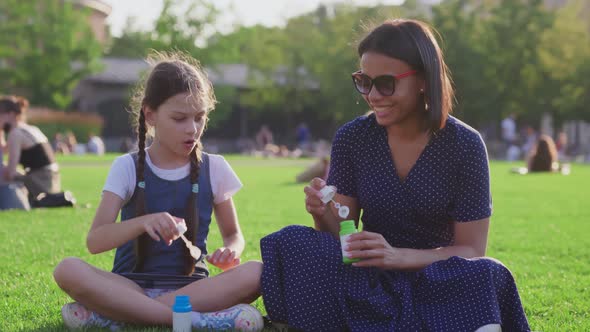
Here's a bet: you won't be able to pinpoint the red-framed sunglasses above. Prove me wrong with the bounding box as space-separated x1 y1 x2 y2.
351 70 417 96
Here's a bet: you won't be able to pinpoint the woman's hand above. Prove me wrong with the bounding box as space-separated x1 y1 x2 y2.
304 177 329 217
142 212 184 245
344 231 405 270
206 247 240 271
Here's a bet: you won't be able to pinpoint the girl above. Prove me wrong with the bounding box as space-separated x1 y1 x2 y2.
53 52 263 331
260 19 530 331
0 96 61 199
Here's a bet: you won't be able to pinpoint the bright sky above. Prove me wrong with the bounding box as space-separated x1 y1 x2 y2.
103 0 422 37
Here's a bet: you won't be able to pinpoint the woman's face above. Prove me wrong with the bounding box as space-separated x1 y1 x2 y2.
0 112 13 126
359 52 424 128
145 92 207 158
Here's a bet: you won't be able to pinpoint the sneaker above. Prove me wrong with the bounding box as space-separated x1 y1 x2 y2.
192 303 264 332
61 302 122 330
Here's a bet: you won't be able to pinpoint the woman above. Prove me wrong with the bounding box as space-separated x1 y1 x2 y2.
0 123 30 210
528 134 558 173
259 19 530 331
0 96 61 199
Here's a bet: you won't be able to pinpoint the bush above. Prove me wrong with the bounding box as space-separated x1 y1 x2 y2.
27 108 104 142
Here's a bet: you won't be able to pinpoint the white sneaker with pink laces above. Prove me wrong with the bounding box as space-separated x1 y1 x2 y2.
61 302 122 330
191 303 264 331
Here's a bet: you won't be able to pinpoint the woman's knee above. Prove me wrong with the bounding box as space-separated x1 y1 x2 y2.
476 257 515 283
261 225 312 250
280 225 313 237
53 257 90 291
477 257 508 271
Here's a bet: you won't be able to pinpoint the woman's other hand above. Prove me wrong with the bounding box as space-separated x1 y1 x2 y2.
344 231 405 270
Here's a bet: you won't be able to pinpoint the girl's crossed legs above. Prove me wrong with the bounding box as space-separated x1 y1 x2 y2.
53 257 262 327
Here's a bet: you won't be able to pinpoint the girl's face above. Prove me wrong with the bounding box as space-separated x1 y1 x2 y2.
145 92 207 158
359 52 424 128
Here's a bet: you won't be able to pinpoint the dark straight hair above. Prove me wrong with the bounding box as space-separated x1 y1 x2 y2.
130 52 216 275
0 96 29 115
358 19 454 133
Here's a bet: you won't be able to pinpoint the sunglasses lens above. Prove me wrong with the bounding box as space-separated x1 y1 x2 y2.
353 74 372 94
374 76 395 96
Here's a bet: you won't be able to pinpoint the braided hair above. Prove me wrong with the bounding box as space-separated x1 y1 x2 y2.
130 52 216 275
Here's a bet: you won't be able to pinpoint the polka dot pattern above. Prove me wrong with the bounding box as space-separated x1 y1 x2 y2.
260 114 530 331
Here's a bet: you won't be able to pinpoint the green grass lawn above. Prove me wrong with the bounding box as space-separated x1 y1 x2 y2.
1 154 589 331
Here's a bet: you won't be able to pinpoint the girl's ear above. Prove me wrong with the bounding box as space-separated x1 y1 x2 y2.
144 106 156 127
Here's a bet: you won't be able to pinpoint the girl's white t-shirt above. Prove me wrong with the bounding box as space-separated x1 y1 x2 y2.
103 152 242 205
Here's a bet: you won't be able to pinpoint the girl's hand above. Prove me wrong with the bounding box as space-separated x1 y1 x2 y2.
304 177 329 217
206 247 240 271
344 231 404 270
143 212 184 245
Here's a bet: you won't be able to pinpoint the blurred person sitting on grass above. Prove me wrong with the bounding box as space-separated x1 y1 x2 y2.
53 132 71 154
0 119 30 211
512 134 570 175
255 124 274 150
86 131 106 155
52 52 263 331
0 95 61 200
528 134 559 172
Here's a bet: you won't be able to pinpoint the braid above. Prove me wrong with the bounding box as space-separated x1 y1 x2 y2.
133 108 149 272
183 143 202 275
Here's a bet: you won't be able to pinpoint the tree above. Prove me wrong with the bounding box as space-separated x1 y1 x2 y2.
432 0 490 126
200 3 426 138
0 0 103 109
539 0 590 123
433 0 556 129
107 0 219 58
482 0 554 125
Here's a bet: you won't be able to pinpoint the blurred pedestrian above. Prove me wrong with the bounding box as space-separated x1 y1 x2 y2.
87 132 105 155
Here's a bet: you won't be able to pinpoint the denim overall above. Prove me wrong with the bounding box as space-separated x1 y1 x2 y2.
112 152 213 289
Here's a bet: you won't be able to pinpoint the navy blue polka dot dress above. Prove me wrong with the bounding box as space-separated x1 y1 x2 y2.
260 114 530 331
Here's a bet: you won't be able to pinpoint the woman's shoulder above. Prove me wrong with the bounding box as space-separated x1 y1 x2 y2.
443 116 486 149
20 124 48 142
335 112 379 138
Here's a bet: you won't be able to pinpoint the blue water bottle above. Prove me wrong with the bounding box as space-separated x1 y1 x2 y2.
172 295 192 332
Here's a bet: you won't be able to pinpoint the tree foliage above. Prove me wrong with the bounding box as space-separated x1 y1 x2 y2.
0 0 103 109
108 0 219 58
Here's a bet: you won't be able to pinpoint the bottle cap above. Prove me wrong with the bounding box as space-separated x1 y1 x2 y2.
338 206 350 219
172 295 192 313
176 222 188 234
339 220 357 235
319 185 337 204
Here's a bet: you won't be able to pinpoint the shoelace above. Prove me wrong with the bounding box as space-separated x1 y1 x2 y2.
201 308 242 329
88 311 114 328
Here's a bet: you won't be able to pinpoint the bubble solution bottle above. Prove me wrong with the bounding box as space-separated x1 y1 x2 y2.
172 295 192 332
339 220 360 264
